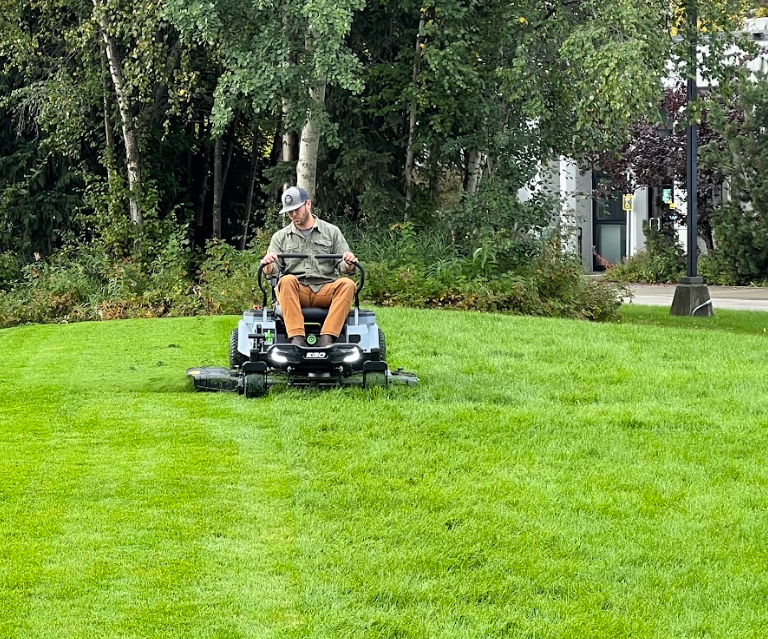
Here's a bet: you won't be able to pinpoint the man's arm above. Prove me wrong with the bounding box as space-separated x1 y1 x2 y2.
261 234 282 274
333 229 357 272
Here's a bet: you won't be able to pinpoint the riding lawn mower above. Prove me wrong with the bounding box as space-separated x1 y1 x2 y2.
187 254 418 397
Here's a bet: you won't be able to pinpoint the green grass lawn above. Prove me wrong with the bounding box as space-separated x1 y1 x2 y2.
2 307 768 639
620 303 768 336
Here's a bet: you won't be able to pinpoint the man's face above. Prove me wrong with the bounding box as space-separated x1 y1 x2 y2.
288 201 312 227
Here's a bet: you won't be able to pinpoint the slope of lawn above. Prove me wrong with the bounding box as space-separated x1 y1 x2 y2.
2 307 768 639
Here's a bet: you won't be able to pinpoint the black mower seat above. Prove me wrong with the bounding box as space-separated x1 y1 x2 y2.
275 305 375 322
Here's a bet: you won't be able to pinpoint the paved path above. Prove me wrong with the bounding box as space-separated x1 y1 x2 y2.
626 284 768 311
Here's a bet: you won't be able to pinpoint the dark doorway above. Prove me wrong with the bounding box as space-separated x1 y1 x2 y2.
592 174 626 271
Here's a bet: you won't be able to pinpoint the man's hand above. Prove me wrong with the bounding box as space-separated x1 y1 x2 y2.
342 251 357 271
261 252 278 274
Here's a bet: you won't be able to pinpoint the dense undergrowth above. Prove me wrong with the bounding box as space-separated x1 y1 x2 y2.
0 223 624 329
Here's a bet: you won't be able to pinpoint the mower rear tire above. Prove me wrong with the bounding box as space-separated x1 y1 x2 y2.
378 329 387 361
230 328 247 369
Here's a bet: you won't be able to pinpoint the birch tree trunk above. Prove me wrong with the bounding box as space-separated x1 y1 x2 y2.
281 15 296 191
404 15 426 211
101 46 117 184
282 123 296 192
282 99 295 165
297 27 326 199
466 150 487 195
282 128 295 163
296 83 325 199
94 0 142 227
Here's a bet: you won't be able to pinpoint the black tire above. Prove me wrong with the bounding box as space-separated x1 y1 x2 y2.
229 327 247 369
244 373 267 398
378 328 387 362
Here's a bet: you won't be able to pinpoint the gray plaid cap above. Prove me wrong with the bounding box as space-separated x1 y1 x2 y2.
279 186 310 214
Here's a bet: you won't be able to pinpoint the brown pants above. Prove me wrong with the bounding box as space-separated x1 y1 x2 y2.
276 275 356 338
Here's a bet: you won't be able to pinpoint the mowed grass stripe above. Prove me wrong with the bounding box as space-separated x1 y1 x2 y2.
270 396 768 637
1 308 768 637
0 322 303 638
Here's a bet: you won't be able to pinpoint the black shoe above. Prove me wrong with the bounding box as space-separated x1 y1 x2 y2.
291 335 307 347
317 334 335 348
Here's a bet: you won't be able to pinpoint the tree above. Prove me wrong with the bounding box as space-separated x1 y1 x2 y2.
93 0 143 226
706 71 768 282
0 0 758 273
589 86 725 248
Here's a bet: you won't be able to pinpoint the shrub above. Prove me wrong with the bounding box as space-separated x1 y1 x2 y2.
362 227 623 322
704 72 768 285
0 221 624 328
0 251 20 289
698 252 733 286
0 231 202 327
605 223 685 283
194 235 271 315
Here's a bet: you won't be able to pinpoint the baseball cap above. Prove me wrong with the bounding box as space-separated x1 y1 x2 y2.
279 186 310 214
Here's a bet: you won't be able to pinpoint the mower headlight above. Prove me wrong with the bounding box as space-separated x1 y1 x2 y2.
343 349 361 363
270 349 288 364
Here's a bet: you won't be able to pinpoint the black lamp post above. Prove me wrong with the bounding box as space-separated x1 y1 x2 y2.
671 0 713 316
685 0 700 282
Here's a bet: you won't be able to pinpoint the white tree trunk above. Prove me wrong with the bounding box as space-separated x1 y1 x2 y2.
297 28 326 199
94 0 142 227
466 150 487 195
280 15 296 191
101 44 117 184
404 16 426 211
282 130 295 163
282 99 296 191
282 99 295 163
296 80 326 199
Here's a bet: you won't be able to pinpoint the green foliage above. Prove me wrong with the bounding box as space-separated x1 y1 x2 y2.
0 231 200 327
605 223 686 283
1 0 759 311
445 178 556 273
696 251 743 285
706 71 768 284
559 0 671 153
194 234 271 315
0 71 83 258
0 251 20 288
357 223 623 322
0 221 623 327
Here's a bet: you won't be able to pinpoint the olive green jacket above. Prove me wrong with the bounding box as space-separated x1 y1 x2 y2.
266 216 353 292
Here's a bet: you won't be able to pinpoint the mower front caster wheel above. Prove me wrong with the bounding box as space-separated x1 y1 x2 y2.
244 373 267 398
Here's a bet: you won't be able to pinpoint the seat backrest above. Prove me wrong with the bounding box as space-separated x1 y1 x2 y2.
274 305 330 322
274 306 376 322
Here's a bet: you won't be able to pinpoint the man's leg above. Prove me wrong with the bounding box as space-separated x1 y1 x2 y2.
312 278 356 339
275 275 312 338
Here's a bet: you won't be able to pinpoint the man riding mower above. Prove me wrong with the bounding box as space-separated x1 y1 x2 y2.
187 186 417 397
